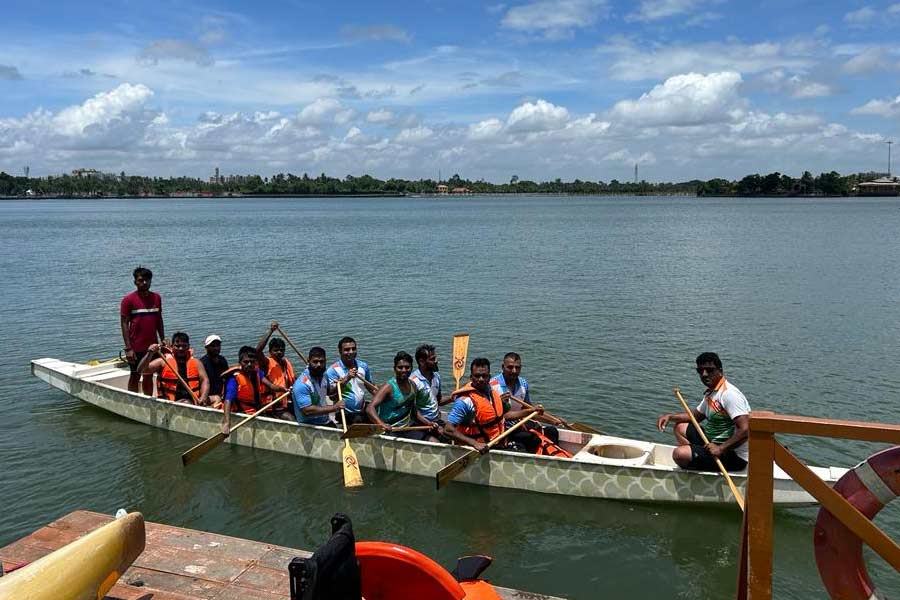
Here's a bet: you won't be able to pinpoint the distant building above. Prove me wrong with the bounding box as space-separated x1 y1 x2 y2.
451 186 471 194
436 184 448 194
857 176 900 196
72 168 100 178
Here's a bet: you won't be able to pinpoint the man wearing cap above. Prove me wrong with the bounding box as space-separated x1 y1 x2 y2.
199 334 229 409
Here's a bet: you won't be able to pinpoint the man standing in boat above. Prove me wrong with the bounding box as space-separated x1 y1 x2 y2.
410 344 448 440
325 337 376 425
656 352 750 471
444 357 544 453
255 321 296 421
137 332 210 405
292 346 344 426
120 266 164 394
490 352 562 445
367 351 432 439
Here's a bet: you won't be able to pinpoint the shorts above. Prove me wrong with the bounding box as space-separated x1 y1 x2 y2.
685 423 747 472
128 351 148 373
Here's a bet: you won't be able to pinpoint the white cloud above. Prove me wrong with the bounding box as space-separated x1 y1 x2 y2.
601 38 815 82
507 99 570 132
610 72 742 126
844 6 877 26
297 98 347 125
468 118 504 139
501 0 607 38
627 0 716 22
139 39 214 67
367 109 395 123
851 95 900 117
395 126 433 143
842 47 892 75
53 83 154 137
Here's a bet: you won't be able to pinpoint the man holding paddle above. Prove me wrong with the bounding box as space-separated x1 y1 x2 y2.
256 321 297 421
366 352 433 440
490 352 562 445
656 352 750 471
221 346 287 434
325 337 375 426
444 358 545 454
292 347 344 426
138 333 210 404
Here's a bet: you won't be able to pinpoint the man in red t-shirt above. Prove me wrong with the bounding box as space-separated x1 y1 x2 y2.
120 266 165 393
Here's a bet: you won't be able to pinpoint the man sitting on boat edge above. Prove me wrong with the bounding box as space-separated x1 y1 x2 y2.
443 357 545 454
137 332 210 405
410 343 449 441
656 352 750 471
366 351 433 440
292 346 343 426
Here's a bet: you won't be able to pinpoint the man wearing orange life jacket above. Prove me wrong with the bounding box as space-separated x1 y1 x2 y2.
137 332 210 405
443 357 545 454
255 321 295 420
221 346 286 435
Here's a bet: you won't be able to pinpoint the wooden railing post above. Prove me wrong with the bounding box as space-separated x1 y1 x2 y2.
746 412 775 600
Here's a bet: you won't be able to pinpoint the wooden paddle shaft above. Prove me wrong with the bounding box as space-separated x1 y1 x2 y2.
508 395 565 426
673 387 745 511
155 349 201 404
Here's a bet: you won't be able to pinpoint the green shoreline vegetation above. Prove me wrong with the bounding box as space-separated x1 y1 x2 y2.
0 169 888 198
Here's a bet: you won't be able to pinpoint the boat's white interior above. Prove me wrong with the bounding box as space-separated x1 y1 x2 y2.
50 359 848 482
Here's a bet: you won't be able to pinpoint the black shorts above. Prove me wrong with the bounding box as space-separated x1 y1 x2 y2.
685 423 747 472
128 351 148 373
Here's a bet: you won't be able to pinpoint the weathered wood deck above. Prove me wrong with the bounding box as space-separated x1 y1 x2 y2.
0 510 563 600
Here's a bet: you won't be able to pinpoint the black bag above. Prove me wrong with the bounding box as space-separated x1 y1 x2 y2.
289 513 361 600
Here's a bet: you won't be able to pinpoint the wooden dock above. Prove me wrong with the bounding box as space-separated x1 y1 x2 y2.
0 510 563 599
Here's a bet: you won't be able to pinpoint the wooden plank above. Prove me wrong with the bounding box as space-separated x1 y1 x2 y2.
774 441 900 572
746 429 774 600
750 411 900 443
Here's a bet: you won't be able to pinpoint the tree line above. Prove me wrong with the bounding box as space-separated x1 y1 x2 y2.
0 169 887 198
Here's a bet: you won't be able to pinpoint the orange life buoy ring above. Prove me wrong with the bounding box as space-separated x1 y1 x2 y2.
814 446 900 600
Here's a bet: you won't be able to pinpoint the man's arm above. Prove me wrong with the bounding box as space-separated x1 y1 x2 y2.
656 409 705 432
255 321 278 375
365 383 393 430
156 299 164 344
443 398 488 453
195 360 210 406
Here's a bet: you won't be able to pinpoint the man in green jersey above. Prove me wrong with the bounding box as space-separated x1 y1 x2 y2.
656 352 750 471
366 351 432 440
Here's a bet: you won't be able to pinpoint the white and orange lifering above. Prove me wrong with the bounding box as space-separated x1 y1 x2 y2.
814 446 900 600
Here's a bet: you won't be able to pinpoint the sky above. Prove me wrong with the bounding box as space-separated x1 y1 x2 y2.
1 0 900 182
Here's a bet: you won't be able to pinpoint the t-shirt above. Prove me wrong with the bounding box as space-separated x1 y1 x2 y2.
199 354 229 396
696 378 751 461
292 368 333 425
410 369 442 421
325 359 373 413
489 374 529 412
377 377 427 427
120 291 162 352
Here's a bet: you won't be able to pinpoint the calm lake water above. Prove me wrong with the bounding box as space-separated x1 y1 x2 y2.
1 195 899 599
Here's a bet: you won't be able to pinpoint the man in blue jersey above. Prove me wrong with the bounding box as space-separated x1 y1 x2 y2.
490 352 562 444
293 346 344 426
409 344 449 440
325 336 377 425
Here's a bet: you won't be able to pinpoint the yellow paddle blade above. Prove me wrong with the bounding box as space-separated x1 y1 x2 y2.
342 443 364 487
451 332 470 387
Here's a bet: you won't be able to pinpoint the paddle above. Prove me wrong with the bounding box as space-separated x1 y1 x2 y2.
155 348 201 405
451 332 470 391
341 424 433 439
673 387 745 511
435 410 538 490
338 384 364 487
181 390 290 466
277 325 379 395
508 394 603 435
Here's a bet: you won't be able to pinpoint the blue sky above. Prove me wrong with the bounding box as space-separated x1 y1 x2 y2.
1 0 899 182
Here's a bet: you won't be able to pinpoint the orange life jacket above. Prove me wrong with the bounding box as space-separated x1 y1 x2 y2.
532 427 574 458
266 356 294 409
229 370 268 415
157 356 201 402
453 383 505 443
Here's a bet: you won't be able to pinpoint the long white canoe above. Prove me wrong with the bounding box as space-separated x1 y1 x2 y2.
31 357 848 506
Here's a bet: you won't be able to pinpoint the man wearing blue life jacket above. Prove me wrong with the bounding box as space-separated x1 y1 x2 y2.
292 346 344 426
490 352 561 444
325 336 376 425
